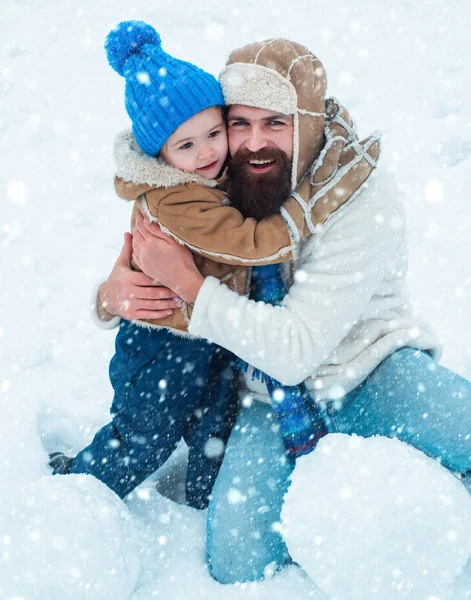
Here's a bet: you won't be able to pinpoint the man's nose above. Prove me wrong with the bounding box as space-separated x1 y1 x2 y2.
245 130 267 153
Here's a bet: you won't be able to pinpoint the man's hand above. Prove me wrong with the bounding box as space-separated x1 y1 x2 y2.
98 231 182 321
132 211 204 304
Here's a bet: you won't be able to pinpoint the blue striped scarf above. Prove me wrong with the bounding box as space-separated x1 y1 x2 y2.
235 264 330 459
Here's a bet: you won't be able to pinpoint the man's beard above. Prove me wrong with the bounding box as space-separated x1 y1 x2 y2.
227 147 292 220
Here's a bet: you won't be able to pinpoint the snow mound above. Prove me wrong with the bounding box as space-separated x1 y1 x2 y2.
281 434 471 600
0 474 140 600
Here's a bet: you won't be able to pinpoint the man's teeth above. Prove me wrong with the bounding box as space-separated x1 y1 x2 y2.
249 160 273 165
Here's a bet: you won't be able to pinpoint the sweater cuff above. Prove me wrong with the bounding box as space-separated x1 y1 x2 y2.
187 276 221 337
89 278 121 330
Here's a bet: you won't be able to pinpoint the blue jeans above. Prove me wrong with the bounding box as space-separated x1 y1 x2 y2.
70 321 238 508
207 348 471 583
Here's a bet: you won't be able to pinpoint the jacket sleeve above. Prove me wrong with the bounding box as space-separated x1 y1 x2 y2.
89 278 121 330
188 173 403 385
144 184 306 266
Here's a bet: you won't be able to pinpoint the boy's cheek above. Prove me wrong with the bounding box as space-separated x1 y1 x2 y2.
220 136 229 160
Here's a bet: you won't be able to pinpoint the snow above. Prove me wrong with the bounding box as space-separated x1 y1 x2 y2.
1 0 471 598
0 475 140 599
282 435 471 599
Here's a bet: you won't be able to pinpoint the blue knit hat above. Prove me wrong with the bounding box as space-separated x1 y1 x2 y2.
105 21 225 156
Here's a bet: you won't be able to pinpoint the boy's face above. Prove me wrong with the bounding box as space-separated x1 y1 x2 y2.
161 107 228 179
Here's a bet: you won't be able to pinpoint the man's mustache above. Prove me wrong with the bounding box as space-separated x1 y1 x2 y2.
230 147 290 166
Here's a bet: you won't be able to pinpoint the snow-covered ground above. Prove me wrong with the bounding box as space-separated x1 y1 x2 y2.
1 1 470 598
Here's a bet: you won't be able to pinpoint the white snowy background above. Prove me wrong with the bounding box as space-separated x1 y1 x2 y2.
1 0 470 598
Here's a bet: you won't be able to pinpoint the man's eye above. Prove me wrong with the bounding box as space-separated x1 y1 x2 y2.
179 142 193 150
230 121 248 127
270 120 286 126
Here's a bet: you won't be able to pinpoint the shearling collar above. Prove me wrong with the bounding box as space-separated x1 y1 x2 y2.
113 129 220 190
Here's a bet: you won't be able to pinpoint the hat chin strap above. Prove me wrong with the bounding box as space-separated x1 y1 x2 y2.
291 112 300 190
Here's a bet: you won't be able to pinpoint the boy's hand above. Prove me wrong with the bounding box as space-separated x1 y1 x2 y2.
132 212 204 304
98 231 182 321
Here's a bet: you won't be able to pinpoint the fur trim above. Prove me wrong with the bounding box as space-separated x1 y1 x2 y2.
280 205 301 245
291 112 300 190
308 133 381 211
130 318 201 338
287 54 323 82
89 278 121 330
220 271 240 294
280 206 300 261
219 63 298 114
181 303 191 326
309 135 345 186
290 191 316 235
253 39 278 63
113 129 219 189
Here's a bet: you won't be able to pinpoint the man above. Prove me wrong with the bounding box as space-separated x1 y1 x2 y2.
95 39 471 584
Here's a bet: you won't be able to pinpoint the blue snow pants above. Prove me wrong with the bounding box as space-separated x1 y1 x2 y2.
206 348 471 583
70 320 238 508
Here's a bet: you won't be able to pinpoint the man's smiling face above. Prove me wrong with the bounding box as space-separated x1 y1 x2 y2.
226 105 294 221
227 105 294 169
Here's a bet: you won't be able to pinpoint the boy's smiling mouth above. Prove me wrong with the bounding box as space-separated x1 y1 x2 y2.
198 160 219 172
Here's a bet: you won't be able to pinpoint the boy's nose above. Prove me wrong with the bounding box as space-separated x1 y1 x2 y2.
198 145 215 161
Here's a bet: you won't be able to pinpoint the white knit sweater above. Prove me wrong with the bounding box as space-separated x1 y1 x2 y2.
188 168 441 402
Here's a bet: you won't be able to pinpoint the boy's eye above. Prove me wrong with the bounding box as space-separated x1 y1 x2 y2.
208 130 220 138
179 142 193 150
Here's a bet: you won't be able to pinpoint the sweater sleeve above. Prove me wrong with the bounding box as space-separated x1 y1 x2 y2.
188 174 403 385
145 184 306 266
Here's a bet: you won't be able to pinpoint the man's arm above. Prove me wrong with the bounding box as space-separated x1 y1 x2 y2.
186 175 403 385
91 232 182 328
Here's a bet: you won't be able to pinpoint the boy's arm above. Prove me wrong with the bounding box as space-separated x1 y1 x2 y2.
149 184 304 266
145 135 379 267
